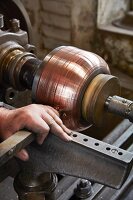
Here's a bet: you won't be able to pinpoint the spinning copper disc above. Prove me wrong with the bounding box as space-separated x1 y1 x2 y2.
32 46 110 131
82 74 120 127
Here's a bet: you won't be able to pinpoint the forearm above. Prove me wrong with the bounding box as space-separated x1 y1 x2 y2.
0 107 13 139
0 106 10 130
0 102 14 126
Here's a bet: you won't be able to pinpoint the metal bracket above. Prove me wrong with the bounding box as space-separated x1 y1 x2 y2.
0 129 132 189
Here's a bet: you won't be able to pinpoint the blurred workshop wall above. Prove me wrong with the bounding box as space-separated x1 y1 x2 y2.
94 0 133 102
21 0 97 58
21 0 133 79
95 0 133 77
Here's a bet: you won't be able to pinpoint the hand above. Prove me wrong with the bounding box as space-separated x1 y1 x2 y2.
0 104 72 161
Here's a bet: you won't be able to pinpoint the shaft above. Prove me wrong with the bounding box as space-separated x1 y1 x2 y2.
105 95 133 123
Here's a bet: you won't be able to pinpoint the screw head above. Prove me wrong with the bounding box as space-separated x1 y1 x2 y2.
75 179 93 198
10 18 20 32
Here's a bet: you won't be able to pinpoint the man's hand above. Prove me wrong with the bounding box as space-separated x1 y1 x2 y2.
0 104 72 161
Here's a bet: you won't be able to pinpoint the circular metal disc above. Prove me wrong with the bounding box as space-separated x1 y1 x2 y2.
82 74 120 127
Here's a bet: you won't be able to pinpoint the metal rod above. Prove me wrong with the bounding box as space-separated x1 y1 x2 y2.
105 95 133 123
0 130 34 167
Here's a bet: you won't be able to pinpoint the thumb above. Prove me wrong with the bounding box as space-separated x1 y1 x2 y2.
16 149 29 161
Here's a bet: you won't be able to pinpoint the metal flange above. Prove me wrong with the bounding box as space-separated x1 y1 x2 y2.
82 74 120 126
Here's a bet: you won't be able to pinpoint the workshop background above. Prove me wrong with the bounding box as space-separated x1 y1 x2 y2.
21 0 133 96
21 0 133 134
0 0 133 199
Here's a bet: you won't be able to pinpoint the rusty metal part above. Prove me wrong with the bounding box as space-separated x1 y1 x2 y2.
0 41 36 90
113 11 133 31
82 74 120 126
105 95 133 123
5 87 18 104
10 18 20 33
0 0 32 43
14 172 57 200
32 46 110 131
0 20 29 47
74 179 93 199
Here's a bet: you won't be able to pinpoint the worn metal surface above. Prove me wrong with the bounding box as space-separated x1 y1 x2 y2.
14 172 57 200
106 95 133 123
19 131 133 189
0 41 36 90
0 0 32 43
82 74 120 126
0 129 132 189
51 120 133 200
0 131 34 168
50 176 80 200
87 144 133 199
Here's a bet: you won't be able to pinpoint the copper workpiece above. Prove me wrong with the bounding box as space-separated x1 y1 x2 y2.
32 46 119 131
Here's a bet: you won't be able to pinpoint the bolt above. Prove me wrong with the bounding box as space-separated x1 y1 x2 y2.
74 179 93 199
10 19 20 32
122 99 127 104
79 179 89 188
0 14 4 29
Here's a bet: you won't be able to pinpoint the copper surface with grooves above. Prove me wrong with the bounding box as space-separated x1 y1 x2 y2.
32 46 110 130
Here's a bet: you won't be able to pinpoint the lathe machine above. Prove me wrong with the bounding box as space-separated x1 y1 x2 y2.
0 0 133 199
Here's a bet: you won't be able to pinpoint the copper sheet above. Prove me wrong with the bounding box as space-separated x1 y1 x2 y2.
32 46 110 131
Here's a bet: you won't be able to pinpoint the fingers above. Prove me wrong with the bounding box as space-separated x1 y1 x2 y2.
61 124 72 135
46 108 71 133
25 116 50 145
47 106 60 116
35 120 50 145
42 107 72 139
16 149 29 161
0 104 72 163
50 123 72 141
